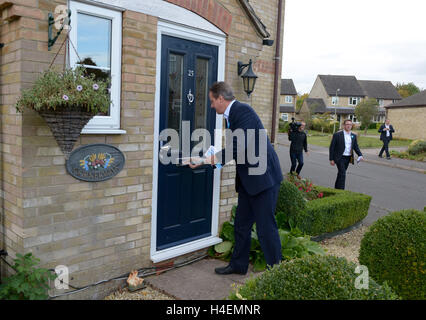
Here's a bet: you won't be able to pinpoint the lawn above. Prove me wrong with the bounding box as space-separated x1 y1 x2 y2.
307 133 412 149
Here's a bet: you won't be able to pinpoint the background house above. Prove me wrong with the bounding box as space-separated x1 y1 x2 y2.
279 78 297 121
302 74 401 127
385 90 426 140
0 0 285 299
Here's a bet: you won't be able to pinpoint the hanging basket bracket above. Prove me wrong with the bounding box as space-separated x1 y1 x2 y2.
48 10 71 51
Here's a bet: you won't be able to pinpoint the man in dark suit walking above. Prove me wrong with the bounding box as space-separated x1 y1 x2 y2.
329 119 364 190
188 81 283 275
378 119 395 160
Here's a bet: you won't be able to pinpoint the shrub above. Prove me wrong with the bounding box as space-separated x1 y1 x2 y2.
359 209 426 300
286 173 323 200
278 119 290 133
407 139 426 155
229 255 398 300
276 180 306 228
0 253 56 300
293 186 371 236
360 122 378 130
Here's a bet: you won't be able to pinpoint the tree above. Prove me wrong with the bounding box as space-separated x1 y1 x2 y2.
395 82 421 98
296 93 309 112
355 98 379 135
315 112 332 133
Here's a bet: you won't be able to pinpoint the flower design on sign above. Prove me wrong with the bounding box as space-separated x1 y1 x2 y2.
79 153 115 171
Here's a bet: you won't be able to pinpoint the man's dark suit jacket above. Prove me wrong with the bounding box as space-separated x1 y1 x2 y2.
216 101 283 196
378 124 395 141
329 130 362 165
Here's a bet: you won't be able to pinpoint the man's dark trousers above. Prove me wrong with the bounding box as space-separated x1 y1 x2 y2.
335 155 351 190
230 183 282 274
290 151 304 174
379 138 390 158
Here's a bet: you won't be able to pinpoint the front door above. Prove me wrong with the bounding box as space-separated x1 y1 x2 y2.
157 35 218 250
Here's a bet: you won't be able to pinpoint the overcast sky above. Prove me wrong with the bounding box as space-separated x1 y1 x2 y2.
282 0 426 94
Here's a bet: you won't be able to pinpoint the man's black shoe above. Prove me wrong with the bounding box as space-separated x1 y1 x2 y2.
386 157 391 160
378 155 383 158
215 265 246 275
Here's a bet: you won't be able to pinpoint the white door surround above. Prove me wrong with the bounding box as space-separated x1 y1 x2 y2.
150 20 226 263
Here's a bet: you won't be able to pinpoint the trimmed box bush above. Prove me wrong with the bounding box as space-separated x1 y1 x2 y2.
285 186 371 236
229 255 398 300
359 209 426 300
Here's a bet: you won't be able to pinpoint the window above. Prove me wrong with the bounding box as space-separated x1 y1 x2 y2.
332 96 339 105
69 1 124 134
349 97 360 106
377 99 384 107
349 114 358 123
281 113 288 121
285 95 293 104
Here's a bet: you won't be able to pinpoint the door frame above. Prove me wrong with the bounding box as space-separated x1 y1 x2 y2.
151 20 226 263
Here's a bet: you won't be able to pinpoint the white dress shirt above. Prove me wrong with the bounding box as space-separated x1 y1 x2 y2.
223 100 236 128
385 124 390 137
343 130 352 156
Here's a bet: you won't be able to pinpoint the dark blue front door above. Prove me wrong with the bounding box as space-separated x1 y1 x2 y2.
157 35 218 250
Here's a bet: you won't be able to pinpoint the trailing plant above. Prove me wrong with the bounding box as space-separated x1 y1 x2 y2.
15 67 111 115
0 253 56 300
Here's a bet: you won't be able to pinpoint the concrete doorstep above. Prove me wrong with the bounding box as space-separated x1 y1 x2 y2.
145 258 261 300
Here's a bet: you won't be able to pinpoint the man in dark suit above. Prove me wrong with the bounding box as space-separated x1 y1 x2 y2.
378 119 395 160
188 81 283 275
329 119 364 190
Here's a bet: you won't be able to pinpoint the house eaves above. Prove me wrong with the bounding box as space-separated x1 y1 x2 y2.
238 0 271 39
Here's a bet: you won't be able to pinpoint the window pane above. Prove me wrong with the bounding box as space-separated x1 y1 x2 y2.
77 13 112 69
168 54 184 137
195 58 209 130
83 67 111 116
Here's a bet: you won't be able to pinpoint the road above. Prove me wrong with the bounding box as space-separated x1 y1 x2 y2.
276 134 426 226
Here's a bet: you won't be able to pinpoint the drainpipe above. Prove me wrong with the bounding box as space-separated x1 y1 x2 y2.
271 0 283 145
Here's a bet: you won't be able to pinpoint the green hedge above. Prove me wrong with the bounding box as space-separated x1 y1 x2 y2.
359 209 426 300
286 186 371 236
229 255 398 300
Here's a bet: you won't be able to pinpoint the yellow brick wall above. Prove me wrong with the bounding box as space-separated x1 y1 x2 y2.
387 107 426 140
0 0 285 299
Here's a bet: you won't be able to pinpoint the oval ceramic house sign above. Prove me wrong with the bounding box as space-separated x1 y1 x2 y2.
66 144 125 182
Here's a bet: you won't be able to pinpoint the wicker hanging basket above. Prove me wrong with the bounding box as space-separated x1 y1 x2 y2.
37 106 95 159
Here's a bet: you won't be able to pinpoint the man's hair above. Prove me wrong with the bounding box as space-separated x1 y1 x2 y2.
343 119 352 125
209 82 235 101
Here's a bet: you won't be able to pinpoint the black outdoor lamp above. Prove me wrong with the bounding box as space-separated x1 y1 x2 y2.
237 59 258 97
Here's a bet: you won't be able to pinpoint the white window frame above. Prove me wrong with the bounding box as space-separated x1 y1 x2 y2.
349 97 360 106
331 96 339 105
69 1 125 134
285 95 293 104
377 99 384 107
281 113 288 121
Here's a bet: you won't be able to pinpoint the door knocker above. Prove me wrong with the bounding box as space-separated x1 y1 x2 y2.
187 89 194 105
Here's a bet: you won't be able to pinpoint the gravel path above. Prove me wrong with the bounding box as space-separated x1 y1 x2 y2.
104 284 175 300
319 225 369 263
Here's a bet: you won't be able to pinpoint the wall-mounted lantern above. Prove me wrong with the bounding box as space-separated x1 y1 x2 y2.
237 59 258 97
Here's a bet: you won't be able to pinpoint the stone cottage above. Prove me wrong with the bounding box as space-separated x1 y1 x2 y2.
0 0 285 299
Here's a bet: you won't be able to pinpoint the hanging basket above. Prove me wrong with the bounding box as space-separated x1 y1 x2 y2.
37 106 95 159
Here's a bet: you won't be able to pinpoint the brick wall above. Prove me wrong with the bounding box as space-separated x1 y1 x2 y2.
0 0 285 299
387 107 426 140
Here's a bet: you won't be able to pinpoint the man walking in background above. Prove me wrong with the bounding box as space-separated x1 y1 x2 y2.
288 121 308 177
378 119 395 160
329 119 364 190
